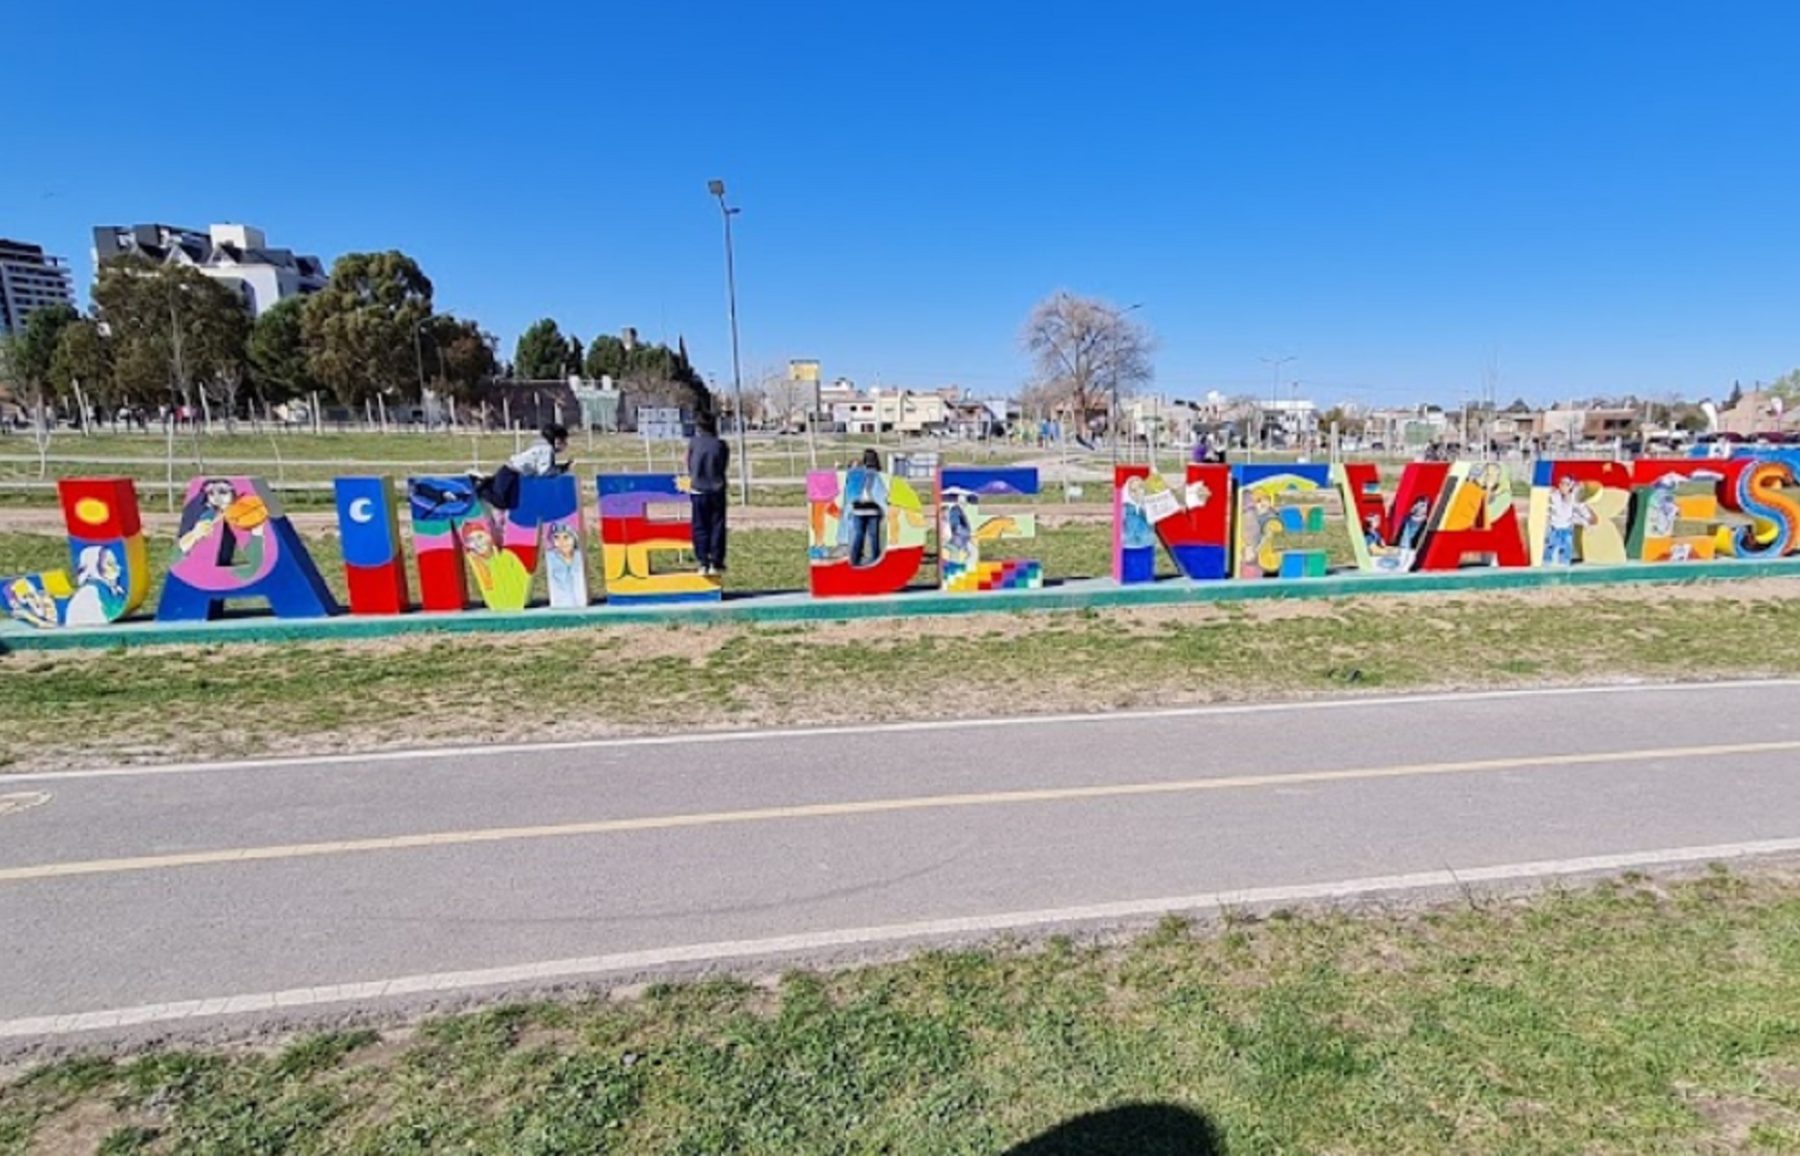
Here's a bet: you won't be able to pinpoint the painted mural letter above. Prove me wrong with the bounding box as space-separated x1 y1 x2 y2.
1334 461 1449 573
334 476 410 615
157 476 337 621
1527 461 1631 566
1232 464 1335 579
939 467 1042 592
1727 459 1800 557
1415 462 1528 571
513 475 588 608
1113 464 1230 583
1 478 150 629
597 474 722 603
807 467 927 597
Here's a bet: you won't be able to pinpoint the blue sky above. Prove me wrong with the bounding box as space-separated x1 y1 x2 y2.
9 1 1800 407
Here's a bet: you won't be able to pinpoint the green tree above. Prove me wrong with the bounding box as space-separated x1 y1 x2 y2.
301 251 433 406
49 318 114 420
580 333 710 410
514 319 568 380
9 303 79 417
92 257 250 416
422 314 499 419
583 334 629 381
566 334 585 378
247 297 320 407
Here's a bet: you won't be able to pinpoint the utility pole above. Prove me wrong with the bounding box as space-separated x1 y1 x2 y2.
708 179 754 506
1259 355 1296 450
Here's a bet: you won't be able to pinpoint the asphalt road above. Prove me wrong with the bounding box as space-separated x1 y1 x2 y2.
5 679 1800 1045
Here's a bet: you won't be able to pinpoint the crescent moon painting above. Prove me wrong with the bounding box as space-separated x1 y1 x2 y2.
349 498 374 523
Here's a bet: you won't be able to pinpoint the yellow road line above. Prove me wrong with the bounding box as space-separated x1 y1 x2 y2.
5 738 1797 885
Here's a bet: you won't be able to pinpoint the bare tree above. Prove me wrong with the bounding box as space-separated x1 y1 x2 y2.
762 368 816 431
1020 291 1155 434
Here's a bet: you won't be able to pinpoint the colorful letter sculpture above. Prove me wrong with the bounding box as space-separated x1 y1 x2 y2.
334 477 410 615
1113 464 1230 582
1527 460 1631 566
406 475 553 613
939 467 1042 592
596 474 722 604
1726 459 1800 557
806 468 928 597
1232 464 1334 579
409 476 488 611
25 448 1800 638
509 476 588 609
1335 462 1450 572
1 478 150 629
1416 462 1529 570
1627 459 1736 561
157 476 337 621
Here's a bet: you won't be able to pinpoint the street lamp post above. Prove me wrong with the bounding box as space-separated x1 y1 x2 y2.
708 179 753 507
412 319 429 408
1259 355 1296 451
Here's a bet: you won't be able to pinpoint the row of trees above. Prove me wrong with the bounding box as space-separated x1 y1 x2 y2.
0 254 714 429
0 251 494 427
510 318 709 411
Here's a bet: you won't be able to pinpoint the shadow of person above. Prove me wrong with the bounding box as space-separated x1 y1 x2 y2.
999 1102 1225 1155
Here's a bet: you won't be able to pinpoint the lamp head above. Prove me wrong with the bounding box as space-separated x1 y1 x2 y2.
707 179 726 198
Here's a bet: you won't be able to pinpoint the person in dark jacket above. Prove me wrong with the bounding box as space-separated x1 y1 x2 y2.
687 411 730 575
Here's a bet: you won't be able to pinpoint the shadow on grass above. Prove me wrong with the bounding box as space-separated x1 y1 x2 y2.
1001 1103 1225 1155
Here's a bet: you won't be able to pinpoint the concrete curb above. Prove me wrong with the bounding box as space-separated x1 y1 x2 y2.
5 555 1800 654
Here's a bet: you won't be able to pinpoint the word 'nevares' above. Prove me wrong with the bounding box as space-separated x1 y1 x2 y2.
3 456 1797 629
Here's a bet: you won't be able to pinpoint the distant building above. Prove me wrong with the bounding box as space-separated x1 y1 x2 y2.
92 223 327 317
0 239 77 336
1716 390 1800 438
1259 397 1318 447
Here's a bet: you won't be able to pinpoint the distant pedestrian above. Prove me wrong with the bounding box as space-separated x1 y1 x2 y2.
688 411 730 575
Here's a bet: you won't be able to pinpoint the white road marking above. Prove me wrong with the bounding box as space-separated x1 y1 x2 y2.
7 678 1797 784
5 834 1798 1040
0 792 49 817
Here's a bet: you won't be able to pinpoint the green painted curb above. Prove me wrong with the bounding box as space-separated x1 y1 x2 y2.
4 557 1800 654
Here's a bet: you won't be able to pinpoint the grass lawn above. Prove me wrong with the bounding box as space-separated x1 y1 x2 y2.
5 868 1799 1154
1 565 1797 769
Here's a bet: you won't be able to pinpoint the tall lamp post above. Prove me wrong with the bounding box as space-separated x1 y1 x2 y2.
1259 355 1296 450
708 179 753 506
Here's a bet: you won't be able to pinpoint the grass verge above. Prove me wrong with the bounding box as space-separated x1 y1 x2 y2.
0 577 1797 770
5 868 1800 1154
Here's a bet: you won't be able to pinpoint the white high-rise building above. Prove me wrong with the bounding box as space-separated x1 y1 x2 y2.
92 223 328 317
0 239 77 336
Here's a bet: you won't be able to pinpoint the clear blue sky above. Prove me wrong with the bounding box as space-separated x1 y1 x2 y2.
10 0 1800 408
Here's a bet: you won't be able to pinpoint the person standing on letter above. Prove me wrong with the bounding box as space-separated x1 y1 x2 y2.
687 411 730 576
847 448 889 567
